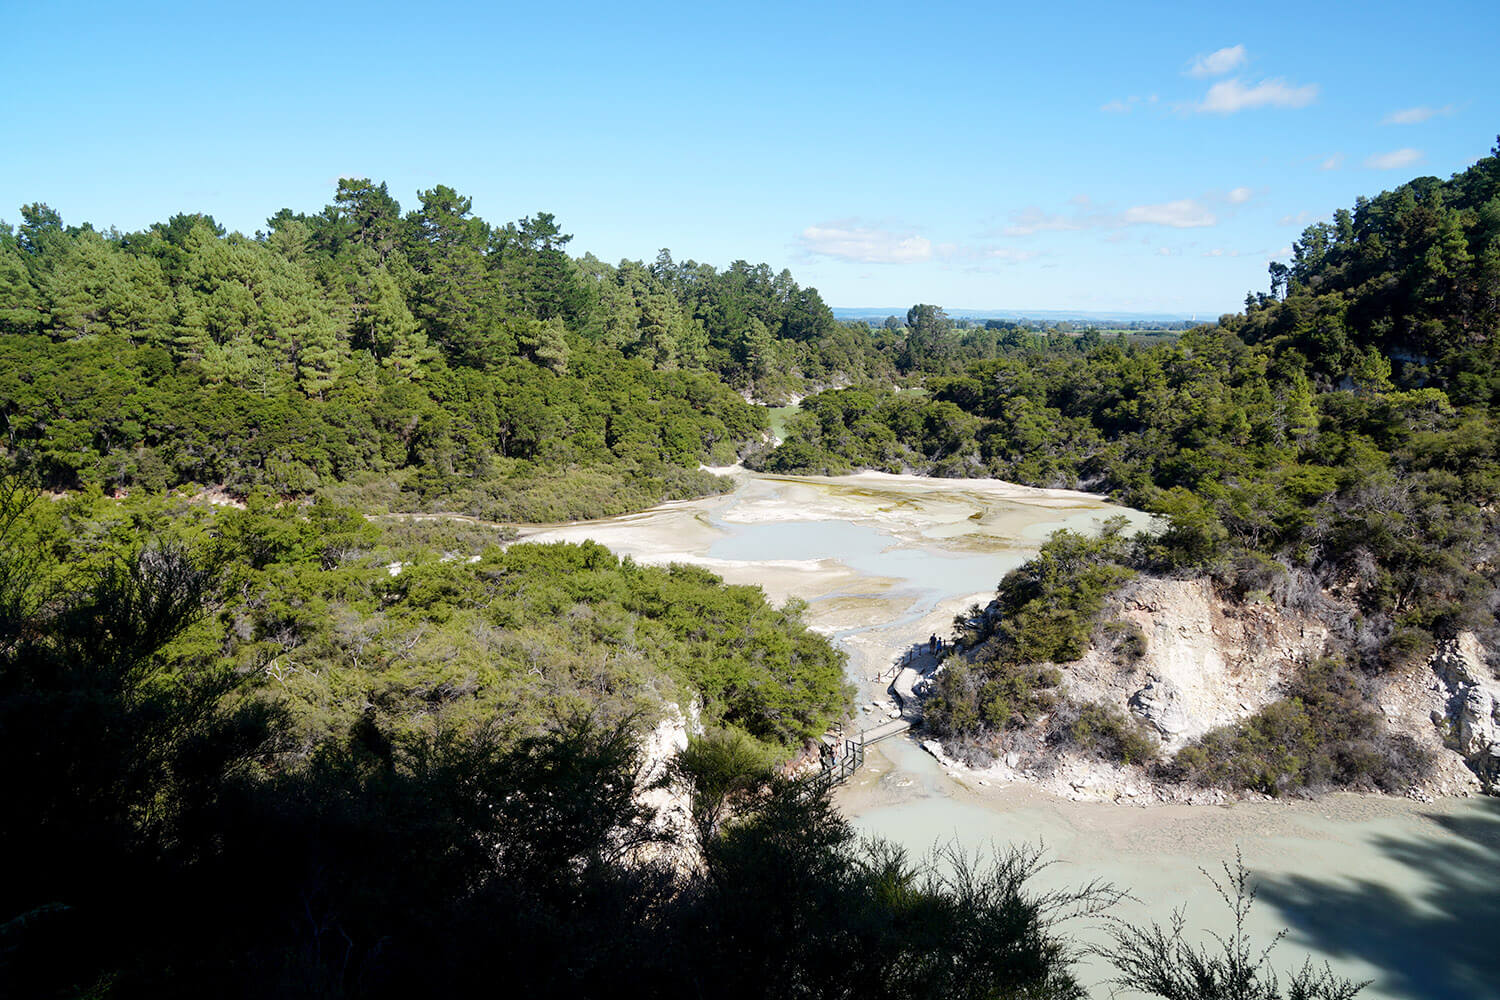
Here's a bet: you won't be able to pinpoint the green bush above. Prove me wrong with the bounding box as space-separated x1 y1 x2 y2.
1054 699 1159 765
992 520 1137 666
1100 619 1148 662
925 659 1062 740
20 492 852 753
1166 659 1431 794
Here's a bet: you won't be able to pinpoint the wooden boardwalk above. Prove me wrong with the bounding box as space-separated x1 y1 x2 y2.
800 701 915 796
799 717 912 796
860 716 912 745
801 640 948 794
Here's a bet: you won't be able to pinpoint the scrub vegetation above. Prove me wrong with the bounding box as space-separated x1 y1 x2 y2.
14 487 850 755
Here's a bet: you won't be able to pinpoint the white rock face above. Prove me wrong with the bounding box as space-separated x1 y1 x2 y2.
1430 633 1500 766
634 702 699 855
1129 674 1191 737
1061 577 1321 751
1458 686 1498 757
937 579 1495 802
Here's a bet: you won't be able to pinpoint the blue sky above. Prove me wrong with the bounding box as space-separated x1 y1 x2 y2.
4 0 1496 316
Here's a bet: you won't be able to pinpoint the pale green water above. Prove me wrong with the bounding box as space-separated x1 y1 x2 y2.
766 404 800 444
845 736 1500 1000
710 519 1027 598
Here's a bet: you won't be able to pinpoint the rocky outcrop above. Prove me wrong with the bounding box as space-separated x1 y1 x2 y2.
934 577 1493 802
1428 634 1500 784
1062 577 1323 752
1458 687 1499 759
634 701 703 859
1129 674 1191 739
924 577 1333 802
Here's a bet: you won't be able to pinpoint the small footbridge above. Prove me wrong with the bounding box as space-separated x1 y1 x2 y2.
799 638 948 796
798 720 910 797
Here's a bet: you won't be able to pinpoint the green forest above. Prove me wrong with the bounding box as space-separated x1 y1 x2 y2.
7 138 1494 995
0 184 902 520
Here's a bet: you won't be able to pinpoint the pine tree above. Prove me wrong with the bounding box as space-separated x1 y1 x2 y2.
105 252 173 346
44 230 118 338
516 316 570 373
0 242 43 333
334 178 402 262
404 186 499 366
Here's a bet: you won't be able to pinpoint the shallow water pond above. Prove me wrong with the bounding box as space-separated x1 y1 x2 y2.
708 519 1026 598
845 734 1499 1000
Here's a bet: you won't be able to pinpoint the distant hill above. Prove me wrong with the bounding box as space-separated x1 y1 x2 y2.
832 306 1200 325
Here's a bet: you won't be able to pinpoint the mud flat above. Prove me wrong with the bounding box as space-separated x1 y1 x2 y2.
519 468 1142 648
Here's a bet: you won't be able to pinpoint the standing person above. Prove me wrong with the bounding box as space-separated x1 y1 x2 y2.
929 633 937 653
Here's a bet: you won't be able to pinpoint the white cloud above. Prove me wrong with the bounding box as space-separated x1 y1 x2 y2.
1202 248 1226 257
1188 44 1248 78
1278 210 1323 227
1383 104 1455 125
1320 153 1344 171
798 224 1045 268
799 225 932 263
1001 195 1218 236
982 247 1039 262
1100 94 1160 114
1227 186 1254 204
1365 148 1424 170
1001 207 1089 236
1155 247 1173 256
1195 77 1318 113
1122 199 1217 228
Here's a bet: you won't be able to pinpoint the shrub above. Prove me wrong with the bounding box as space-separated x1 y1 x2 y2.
1095 854 1368 1000
925 659 1063 741
1052 699 1159 765
993 521 1137 666
1167 659 1431 794
1100 619 1148 663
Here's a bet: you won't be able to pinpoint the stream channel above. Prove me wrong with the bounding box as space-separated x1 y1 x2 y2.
519 468 1499 1000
